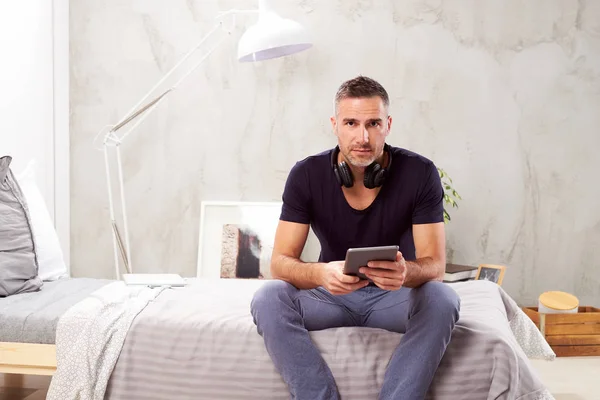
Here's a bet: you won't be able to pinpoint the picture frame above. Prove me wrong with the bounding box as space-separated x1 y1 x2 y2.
475 264 506 285
196 201 320 279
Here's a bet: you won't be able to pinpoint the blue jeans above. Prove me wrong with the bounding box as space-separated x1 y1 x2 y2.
250 280 460 400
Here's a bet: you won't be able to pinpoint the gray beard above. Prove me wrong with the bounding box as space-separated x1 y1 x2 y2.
346 155 375 168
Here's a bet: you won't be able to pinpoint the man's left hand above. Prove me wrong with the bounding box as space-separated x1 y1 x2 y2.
359 251 407 291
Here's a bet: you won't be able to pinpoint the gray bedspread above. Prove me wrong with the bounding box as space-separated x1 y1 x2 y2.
102 279 555 400
0 277 112 343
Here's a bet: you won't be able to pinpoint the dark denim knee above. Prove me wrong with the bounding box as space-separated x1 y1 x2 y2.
250 280 297 321
411 281 461 322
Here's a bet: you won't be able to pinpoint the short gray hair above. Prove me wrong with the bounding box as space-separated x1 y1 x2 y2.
334 76 389 114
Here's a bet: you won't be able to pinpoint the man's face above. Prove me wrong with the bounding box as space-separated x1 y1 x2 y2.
331 96 392 168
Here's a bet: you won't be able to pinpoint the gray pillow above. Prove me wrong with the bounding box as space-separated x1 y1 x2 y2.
0 155 43 296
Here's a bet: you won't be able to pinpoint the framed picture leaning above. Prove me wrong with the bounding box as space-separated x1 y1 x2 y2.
196 201 320 279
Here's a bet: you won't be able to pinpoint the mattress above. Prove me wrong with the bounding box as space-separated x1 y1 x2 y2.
0 277 112 344
103 279 554 400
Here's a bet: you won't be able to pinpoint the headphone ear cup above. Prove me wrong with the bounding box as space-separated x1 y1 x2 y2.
331 146 354 188
338 161 354 188
364 163 381 189
373 168 386 187
333 167 343 186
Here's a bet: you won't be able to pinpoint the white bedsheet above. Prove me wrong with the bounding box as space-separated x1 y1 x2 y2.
46 278 556 400
46 282 164 400
108 279 554 400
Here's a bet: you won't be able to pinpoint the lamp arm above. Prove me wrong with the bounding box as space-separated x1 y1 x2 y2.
116 31 226 144
104 8 259 144
102 9 259 278
105 23 224 143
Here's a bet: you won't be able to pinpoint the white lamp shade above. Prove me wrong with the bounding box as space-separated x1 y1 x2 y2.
237 10 312 62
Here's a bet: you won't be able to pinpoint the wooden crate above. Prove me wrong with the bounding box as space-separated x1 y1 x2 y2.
522 306 600 357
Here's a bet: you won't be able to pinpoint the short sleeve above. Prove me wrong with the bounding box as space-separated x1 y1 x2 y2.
412 161 444 225
280 161 311 224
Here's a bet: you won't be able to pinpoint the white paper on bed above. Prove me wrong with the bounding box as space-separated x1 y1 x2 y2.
46 281 165 400
99 279 555 400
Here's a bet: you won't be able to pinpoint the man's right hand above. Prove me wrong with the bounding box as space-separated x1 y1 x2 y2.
318 261 370 295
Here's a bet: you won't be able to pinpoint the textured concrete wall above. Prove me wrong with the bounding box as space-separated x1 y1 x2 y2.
70 0 600 306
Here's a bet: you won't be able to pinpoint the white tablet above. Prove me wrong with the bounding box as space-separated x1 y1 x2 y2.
122 273 188 288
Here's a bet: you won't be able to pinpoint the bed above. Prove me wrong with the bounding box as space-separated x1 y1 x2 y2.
0 152 556 398
0 277 112 376
36 278 556 400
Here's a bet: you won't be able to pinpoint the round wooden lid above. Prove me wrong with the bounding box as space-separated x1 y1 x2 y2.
539 291 579 310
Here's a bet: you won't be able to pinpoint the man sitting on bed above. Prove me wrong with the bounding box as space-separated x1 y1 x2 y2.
250 75 460 400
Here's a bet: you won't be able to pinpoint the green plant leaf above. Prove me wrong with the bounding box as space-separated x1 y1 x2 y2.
438 167 460 222
443 209 451 223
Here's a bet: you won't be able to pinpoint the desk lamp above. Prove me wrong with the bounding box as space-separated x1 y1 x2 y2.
98 0 312 280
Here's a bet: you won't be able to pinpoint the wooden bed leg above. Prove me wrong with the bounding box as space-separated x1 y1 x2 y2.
4 373 25 388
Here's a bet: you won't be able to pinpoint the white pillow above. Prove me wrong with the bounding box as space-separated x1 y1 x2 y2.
16 161 68 281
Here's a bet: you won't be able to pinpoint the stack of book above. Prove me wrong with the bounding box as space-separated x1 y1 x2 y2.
444 264 478 283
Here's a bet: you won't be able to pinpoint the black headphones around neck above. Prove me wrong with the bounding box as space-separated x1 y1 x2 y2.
331 143 393 189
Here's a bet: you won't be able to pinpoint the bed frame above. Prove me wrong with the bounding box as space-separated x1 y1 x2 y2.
0 342 56 376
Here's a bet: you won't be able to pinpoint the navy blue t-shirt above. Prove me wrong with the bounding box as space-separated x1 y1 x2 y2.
280 145 444 263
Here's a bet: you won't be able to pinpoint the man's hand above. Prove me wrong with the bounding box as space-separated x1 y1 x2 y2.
359 251 407 291
319 261 370 295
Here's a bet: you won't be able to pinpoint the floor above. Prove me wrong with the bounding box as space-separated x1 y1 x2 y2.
1 357 599 399
0 388 46 400
531 356 600 400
